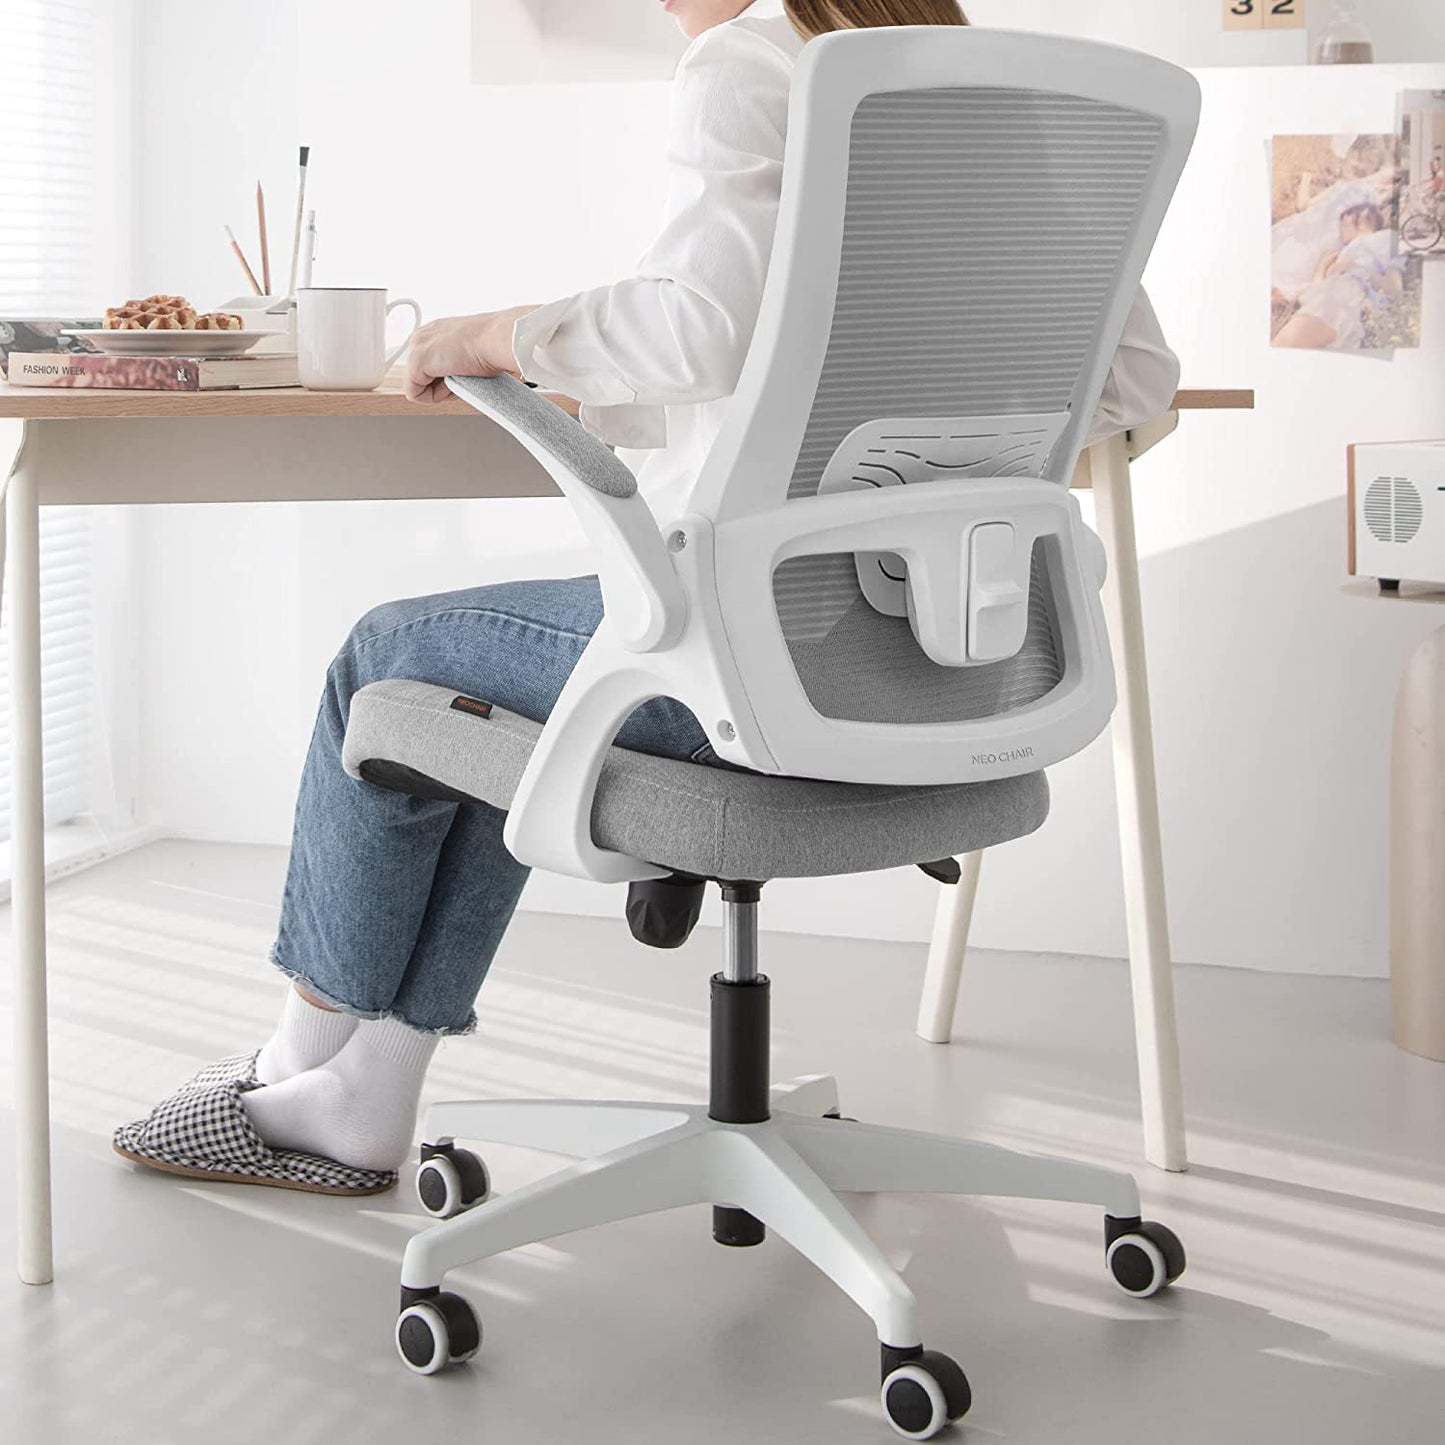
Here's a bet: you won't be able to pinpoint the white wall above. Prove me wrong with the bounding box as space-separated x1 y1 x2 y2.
968 0 1445 67
124 0 1445 977
1037 60 1445 979
125 0 655 854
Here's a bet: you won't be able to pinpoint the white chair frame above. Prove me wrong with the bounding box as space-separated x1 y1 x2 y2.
392 29 1202 1437
451 27 1201 888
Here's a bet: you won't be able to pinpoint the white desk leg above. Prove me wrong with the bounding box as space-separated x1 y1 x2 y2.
6 431 54 1282
915 852 984 1043
1391 621 1445 1061
1091 434 1188 1173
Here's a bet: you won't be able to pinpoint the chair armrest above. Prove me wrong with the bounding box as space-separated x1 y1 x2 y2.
446 374 686 652
502 623 671 882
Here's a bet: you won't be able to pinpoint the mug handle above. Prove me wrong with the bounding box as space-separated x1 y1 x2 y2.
384 297 423 369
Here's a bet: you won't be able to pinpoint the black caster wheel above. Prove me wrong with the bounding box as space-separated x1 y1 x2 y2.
395 1291 481 1375
881 1348 971 1440
1106 1217 1186 1298
416 1142 491 1220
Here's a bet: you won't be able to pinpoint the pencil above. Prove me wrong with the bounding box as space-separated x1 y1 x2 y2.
288 145 311 295
256 181 271 295
224 224 263 296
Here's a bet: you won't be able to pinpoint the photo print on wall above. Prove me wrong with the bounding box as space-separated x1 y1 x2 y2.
1398 91 1445 257
1269 133 1423 354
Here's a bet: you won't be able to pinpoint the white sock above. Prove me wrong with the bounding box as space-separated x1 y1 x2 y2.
255 986 359 1086
242 1016 439 1171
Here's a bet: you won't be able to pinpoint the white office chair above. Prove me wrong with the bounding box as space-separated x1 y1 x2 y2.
343 28 1199 1439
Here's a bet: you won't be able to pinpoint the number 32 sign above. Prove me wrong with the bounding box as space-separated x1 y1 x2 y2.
1225 0 1305 28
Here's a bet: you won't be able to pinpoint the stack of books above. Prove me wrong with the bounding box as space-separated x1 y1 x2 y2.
6 352 300 391
1 317 299 391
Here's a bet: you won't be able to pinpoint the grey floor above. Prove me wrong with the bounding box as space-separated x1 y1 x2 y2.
1 841 1443 1444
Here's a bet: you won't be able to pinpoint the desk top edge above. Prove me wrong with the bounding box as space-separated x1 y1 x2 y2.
0 382 1256 421
0 380 472 419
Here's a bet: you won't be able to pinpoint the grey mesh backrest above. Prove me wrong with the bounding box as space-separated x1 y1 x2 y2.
787 86 1167 503
678 28 1198 778
777 78 1167 725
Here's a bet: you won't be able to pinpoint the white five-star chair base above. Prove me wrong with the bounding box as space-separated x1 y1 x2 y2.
393 890 1186 1441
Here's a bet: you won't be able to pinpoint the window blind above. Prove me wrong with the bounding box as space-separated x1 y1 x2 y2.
0 0 103 314
0 0 107 842
0 504 95 841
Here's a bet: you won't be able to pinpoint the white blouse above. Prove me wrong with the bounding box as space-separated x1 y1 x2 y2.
512 2 1180 512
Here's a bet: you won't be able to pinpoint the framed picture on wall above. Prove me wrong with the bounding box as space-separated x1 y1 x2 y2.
1399 91 1445 256
1269 133 1423 353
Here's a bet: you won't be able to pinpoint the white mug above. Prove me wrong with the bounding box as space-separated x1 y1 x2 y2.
297 288 422 391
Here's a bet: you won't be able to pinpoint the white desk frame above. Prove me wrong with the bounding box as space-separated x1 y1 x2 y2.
1 391 557 1285
3 386 1248 1283
917 414 1203 1174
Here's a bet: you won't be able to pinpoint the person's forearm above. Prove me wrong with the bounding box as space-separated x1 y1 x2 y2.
514 278 752 411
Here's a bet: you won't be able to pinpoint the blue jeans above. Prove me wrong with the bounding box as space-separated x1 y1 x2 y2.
271 576 713 1034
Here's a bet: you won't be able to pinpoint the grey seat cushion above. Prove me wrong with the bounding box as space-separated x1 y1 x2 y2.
342 679 1049 881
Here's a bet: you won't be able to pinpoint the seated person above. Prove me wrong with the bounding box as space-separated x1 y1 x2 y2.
114 0 1181 1193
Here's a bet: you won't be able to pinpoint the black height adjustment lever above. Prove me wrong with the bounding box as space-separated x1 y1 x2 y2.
916 857 963 886
626 873 707 949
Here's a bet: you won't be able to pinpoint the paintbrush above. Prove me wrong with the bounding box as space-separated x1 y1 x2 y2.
287 145 311 295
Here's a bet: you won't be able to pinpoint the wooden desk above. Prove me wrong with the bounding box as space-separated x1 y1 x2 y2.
0 379 556 504
1 381 1250 1284
916 389 1256 1179
0 379 477 418
0 383 1256 419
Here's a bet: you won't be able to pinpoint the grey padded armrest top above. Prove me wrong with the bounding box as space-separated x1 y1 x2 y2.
447 374 638 500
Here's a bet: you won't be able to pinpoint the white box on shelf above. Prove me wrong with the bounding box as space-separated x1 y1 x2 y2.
1350 441 1445 586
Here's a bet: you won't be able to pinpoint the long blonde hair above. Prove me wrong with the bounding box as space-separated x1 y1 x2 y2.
783 0 969 39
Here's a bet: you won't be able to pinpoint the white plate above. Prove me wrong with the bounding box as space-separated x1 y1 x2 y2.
61 328 272 358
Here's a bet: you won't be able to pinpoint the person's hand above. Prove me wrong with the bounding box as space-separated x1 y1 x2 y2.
405 305 537 403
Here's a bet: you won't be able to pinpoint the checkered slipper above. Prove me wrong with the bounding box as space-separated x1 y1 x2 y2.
180 1050 260 1091
112 1080 396 1197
